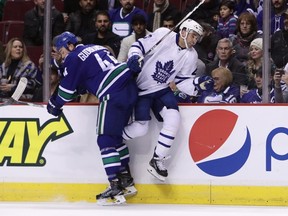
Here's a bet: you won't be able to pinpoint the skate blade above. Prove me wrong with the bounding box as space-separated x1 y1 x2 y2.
147 165 166 182
123 185 137 197
96 195 126 206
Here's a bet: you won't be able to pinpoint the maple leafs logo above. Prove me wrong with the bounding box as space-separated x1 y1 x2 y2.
152 60 175 84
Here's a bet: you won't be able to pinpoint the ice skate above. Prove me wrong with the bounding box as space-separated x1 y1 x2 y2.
118 172 137 197
96 179 126 206
147 154 168 182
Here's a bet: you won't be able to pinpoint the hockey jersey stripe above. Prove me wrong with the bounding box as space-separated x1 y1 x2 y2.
96 64 128 98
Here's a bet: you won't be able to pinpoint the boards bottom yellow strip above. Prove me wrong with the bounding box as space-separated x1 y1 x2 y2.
0 183 288 206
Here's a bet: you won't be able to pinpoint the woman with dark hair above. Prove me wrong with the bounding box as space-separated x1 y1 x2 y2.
230 11 262 65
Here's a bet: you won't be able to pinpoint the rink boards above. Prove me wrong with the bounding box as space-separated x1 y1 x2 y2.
1 104 288 206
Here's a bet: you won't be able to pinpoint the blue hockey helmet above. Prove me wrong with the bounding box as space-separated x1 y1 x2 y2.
54 31 78 51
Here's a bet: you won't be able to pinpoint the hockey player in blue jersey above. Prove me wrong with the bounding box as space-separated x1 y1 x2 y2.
46 31 138 205
124 19 214 181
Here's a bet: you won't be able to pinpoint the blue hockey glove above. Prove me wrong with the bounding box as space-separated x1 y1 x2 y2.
127 55 143 74
47 96 63 116
193 76 214 91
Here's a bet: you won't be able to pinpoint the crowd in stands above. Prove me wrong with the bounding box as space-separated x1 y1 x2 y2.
1 0 288 104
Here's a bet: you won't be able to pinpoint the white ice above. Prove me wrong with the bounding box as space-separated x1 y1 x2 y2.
0 202 288 216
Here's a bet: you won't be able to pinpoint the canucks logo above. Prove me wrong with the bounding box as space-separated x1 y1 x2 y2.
152 60 175 84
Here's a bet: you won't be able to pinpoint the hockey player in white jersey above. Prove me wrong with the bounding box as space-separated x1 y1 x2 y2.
124 19 214 181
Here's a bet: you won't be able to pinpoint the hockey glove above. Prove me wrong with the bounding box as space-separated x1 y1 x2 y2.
47 96 63 116
193 76 214 91
127 55 143 74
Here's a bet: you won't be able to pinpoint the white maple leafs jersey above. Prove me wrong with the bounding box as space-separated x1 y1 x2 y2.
128 27 198 96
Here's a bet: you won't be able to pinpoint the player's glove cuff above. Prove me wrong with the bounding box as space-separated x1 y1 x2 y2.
127 55 143 74
47 96 63 116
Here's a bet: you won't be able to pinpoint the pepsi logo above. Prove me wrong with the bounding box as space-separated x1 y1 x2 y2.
189 109 251 177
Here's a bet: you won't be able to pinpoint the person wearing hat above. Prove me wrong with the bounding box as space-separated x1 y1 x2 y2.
242 37 284 103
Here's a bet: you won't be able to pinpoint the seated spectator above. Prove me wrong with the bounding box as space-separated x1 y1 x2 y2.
117 14 150 62
206 38 248 86
23 0 65 46
182 0 220 26
241 68 284 103
194 22 221 65
82 10 122 57
65 0 99 39
235 0 258 17
230 11 262 65
162 15 176 30
0 38 38 101
243 38 284 101
109 0 147 38
147 0 181 32
271 8 288 68
257 0 287 35
197 67 240 103
216 0 237 39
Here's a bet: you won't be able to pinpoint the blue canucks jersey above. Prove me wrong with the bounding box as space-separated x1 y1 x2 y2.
55 44 133 106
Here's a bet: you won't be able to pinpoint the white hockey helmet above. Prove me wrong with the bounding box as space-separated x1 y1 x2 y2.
179 19 204 38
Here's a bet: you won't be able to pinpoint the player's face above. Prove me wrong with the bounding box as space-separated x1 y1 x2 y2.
11 40 23 60
216 42 233 61
185 31 200 48
219 5 232 19
249 46 263 60
240 19 252 35
58 47 70 59
96 15 110 33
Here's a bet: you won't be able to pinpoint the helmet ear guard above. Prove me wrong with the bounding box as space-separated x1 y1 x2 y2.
54 31 78 51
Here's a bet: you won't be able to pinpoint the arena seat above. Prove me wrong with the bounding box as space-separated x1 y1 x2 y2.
2 0 34 21
0 20 24 44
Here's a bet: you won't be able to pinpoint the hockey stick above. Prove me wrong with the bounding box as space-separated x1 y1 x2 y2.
139 0 205 61
0 77 45 108
0 77 28 107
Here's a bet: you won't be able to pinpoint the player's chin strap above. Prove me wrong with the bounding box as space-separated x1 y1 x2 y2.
180 30 190 50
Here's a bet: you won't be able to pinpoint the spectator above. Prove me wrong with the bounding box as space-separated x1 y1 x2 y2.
162 15 176 30
257 0 288 35
271 8 288 68
109 0 147 38
241 68 284 103
0 38 38 101
97 0 121 11
194 22 221 65
197 67 240 103
182 0 221 26
206 38 248 86
235 0 258 16
230 11 262 65
117 14 150 62
23 0 65 46
216 0 237 39
82 10 122 57
65 0 98 39
147 0 181 32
